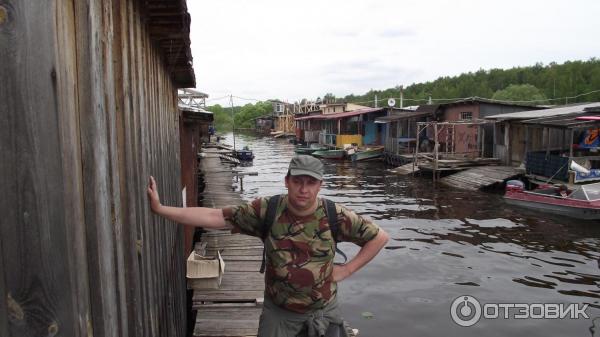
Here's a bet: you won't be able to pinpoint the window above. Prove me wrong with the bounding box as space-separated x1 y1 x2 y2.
274 103 284 115
460 111 473 120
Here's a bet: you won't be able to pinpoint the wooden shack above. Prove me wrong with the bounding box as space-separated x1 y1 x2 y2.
435 98 541 157
375 108 433 164
487 103 600 183
1 1 195 337
486 102 600 166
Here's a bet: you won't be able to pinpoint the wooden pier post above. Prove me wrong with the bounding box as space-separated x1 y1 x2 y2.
434 123 439 183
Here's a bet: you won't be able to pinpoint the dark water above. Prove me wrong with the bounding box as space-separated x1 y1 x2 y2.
225 133 600 337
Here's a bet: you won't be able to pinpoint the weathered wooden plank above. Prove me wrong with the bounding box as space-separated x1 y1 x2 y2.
0 238 7 337
189 272 264 291
206 249 264 257
196 302 262 309
440 166 522 190
193 290 265 304
196 308 262 320
221 261 262 272
194 313 260 336
194 323 258 337
114 1 144 336
222 255 264 261
202 239 263 247
201 236 261 243
73 0 123 335
0 1 91 337
55 0 95 336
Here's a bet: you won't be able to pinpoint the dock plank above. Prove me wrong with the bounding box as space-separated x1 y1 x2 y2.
440 166 523 190
193 290 265 304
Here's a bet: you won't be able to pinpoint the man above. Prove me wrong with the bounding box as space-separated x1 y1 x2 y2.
147 155 388 337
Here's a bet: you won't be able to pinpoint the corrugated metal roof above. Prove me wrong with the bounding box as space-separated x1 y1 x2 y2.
438 96 540 109
294 107 384 121
521 112 600 128
375 110 433 123
178 103 213 114
485 102 600 120
415 104 440 114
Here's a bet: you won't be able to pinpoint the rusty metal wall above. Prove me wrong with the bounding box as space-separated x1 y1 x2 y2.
0 0 190 336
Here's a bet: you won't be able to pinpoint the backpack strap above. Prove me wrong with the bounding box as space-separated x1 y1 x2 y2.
323 199 348 265
260 195 281 273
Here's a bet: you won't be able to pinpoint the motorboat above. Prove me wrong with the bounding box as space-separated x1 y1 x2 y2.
504 180 600 220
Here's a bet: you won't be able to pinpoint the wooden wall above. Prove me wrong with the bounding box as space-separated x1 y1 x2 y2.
0 0 189 336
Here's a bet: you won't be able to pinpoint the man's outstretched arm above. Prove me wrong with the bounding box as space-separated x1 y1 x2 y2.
332 229 389 282
147 176 230 229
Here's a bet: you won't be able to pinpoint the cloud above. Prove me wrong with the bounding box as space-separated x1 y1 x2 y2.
377 28 416 39
188 0 600 102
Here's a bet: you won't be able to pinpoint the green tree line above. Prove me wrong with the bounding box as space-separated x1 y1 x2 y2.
339 58 600 106
208 101 273 132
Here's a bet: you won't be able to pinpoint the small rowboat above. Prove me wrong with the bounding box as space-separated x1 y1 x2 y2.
294 144 327 154
311 149 346 160
504 180 600 220
350 147 384 162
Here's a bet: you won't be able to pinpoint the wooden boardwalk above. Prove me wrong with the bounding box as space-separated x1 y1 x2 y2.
192 232 265 337
193 152 264 337
440 165 524 191
198 151 244 208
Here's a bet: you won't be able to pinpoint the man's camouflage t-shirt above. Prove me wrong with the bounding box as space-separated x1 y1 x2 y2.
222 195 380 313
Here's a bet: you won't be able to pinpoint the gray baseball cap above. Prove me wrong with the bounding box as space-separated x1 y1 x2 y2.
288 155 324 180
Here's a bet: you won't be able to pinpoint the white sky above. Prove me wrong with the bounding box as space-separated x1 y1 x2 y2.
187 0 600 106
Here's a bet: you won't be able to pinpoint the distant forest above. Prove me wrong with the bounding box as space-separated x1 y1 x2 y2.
210 59 600 131
337 58 600 106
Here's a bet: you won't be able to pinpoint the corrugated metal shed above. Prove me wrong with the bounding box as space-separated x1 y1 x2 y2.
485 102 600 120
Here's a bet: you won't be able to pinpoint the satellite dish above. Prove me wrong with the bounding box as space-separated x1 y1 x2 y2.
387 98 396 107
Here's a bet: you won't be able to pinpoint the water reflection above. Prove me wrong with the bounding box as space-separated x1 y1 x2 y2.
224 133 600 337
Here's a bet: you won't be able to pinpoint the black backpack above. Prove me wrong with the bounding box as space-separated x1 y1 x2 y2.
259 195 348 273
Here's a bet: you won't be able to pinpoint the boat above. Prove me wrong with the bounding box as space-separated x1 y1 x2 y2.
311 149 346 160
504 180 600 220
350 146 384 162
235 146 254 161
294 144 327 154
